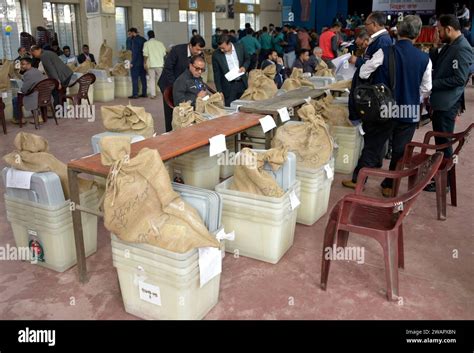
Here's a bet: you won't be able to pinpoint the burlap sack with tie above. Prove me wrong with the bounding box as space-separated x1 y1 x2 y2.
311 95 352 128
111 63 128 77
0 61 12 91
100 136 219 252
240 65 278 101
230 147 288 198
172 101 206 130
272 103 333 169
96 42 113 70
3 132 93 199
281 68 315 91
314 60 334 77
195 92 227 117
101 105 154 138
73 60 96 74
118 50 132 62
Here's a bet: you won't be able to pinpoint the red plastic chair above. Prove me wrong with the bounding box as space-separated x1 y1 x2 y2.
320 152 443 301
0 97 6 134
66 73 96 106
394 123 474 220
22 78 59 129
163 86 174 109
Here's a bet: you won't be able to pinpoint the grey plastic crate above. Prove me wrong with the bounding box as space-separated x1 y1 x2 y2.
252 150 297 192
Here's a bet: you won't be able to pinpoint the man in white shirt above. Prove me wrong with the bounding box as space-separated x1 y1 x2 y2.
143 30 167 99
457 4 470 25
59 46 77 66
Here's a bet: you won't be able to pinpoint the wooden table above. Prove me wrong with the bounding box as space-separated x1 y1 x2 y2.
68 112 264 283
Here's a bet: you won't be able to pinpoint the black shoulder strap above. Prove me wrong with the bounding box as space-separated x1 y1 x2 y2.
389 46 396 91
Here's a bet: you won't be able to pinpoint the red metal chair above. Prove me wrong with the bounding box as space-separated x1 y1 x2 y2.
394 123 474 220
163 86 174 109
320 152 443 301
65 73 96 107
0 97 6 134
22 78 59 129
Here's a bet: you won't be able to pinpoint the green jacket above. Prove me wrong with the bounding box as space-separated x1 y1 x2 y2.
239 35 261 56
272 33 285 55
259 32 273 50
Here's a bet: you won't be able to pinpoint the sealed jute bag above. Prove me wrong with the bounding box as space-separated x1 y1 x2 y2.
96 42 113 70
101 104 154 138
314 60 334 77
100 136 219 252
281 68 315 91
118 50 132 62
230 147 288 198
73 60 96 74
312 95 352 128
111 63 128 77
240 65 278 101
3 132 93 199
272 103 333 169
195 92 227 117
326 79 352 91
0 61 12 91
172 101 205 130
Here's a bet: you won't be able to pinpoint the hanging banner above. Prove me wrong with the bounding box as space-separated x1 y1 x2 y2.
372 0 436 13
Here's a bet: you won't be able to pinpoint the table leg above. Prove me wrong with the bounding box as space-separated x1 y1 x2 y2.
68 168 88 283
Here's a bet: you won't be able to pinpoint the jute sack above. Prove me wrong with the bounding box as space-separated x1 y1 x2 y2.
195 92 227 117
272 103 333 169
230 147 288 198
240 65 278 101
281 68 315 91
100 136 219 252
0 61 12 91
111 63 128 77
96 42 113 70
314 60 334 77
311 95 352 128
3 132 93 199
118 50 132 62
172 101 206 130
73 60 96 74
101 105 154 138
326 79 352 90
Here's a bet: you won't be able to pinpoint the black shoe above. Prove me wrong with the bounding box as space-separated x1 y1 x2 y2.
128 95 139 99
139 94 147 98
423 182 450 193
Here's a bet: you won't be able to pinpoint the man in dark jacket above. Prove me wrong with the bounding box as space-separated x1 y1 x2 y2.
158 35 206 132
77 44 96 64
261 49 286 88
425 14 473 191
173 55 209 107
128 27 147 99
212 34 250 106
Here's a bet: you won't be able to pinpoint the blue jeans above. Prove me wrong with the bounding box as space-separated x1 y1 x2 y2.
131 65 147 97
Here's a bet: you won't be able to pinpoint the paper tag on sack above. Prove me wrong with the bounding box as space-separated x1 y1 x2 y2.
344 88 350 94
209 134 227 157
138 281 162 306
199 247 222 288
216 228 235 242
304 96 312 104
325 89 332 97
324 164 334 180
234 105 242 112
1 92 7 99
202 95 210 101
6 169 34 190
358 124 365 136
277 107 291 123
124 60 130 69
107 77 113 83
289 190 301 210
259 115 276 133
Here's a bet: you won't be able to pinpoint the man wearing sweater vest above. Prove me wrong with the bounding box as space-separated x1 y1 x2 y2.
342 15 432 197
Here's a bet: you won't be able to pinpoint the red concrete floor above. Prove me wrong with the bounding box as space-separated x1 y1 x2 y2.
0 87 473 320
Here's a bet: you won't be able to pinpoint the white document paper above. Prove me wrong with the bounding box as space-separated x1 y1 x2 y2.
216 228 235 241
6 169 34 189
225 68 244 82
209 134 227 157
259 115 277 133
289 190 301 210
331 53 351 72
324 164 334 180
277 107 291 123
138 281 162 306
199 247 222 288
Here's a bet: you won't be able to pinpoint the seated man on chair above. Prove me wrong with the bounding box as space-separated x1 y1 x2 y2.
12 58 46 124
173 55 211 107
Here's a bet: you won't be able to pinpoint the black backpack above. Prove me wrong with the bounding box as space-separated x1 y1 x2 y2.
354 46 396 125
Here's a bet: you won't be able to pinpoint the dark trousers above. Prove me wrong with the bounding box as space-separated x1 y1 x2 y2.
161 93 173 132
248 54 258 72
431 101 460 157
352 121 417 187
131 65 147 97
223 80 246 107
52 75 72 108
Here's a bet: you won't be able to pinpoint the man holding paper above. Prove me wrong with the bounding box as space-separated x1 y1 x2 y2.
212 34 250 106
173 55 209 107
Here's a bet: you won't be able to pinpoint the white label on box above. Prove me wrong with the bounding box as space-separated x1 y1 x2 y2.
289 190 301 210
6 169 34 189
277 107 291 122
259 115 277 133
199 247 222 288
324 164 334 180
138 281 162 306
216 228 235 241
358 124 365 136
107 78 113 83
1 92 7 99
209 134 227 157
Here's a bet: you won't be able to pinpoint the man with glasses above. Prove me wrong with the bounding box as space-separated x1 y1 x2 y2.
212 34 250 106
173 55 210 107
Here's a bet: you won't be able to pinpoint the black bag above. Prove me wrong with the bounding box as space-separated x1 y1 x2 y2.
354 46 396 124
